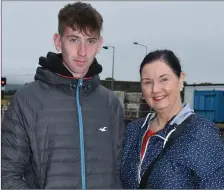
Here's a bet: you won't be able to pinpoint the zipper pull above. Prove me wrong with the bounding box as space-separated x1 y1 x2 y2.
79 79 83 87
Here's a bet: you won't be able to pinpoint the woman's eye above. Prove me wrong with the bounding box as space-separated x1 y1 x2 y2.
161 78 168 82
144 81 152 85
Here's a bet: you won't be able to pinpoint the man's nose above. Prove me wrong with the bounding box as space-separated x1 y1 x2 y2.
77 42 87 57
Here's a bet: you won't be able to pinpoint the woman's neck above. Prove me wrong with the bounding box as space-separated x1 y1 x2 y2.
152 102 183 132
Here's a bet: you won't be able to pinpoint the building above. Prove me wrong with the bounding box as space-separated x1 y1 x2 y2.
100 80 141 92
101 80 151 120
184 83 224 108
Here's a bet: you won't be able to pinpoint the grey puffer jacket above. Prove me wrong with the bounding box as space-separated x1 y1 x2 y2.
1 52 125 189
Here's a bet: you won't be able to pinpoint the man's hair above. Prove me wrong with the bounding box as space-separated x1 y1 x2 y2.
58 2 103 37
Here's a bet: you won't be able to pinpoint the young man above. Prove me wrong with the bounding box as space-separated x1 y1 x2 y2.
1 2 125 189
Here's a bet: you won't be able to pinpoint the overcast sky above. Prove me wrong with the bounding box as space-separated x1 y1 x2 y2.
2 1 224 84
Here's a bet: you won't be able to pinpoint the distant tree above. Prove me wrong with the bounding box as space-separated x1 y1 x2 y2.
5 90 17 95
105 77 115 81
192 82 213 85
199 82 213 85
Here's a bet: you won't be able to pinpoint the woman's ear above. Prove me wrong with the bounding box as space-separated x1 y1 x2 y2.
179 72 185 91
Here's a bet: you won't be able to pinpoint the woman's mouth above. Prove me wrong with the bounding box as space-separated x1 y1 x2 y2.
153 95 166 102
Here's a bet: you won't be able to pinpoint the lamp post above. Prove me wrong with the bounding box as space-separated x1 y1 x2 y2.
133 42 152 112
133 42 148 56
102 46 115 90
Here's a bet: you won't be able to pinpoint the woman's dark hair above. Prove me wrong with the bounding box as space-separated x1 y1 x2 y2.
139 49 182 78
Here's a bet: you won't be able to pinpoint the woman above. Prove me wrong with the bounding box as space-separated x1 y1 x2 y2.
121 50 224 189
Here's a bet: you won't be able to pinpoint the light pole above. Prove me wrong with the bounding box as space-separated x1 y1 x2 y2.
133 42 148 56
102 46 115 90
133 42 152 112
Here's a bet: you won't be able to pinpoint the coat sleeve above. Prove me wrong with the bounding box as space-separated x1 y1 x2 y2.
113 101 125 188
1 95 31 189
187 120 224 188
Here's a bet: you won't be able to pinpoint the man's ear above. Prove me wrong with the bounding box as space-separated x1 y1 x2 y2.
96 36 103 54
53 33 62 52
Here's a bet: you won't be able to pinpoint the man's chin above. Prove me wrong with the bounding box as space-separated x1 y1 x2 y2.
70 69 89 78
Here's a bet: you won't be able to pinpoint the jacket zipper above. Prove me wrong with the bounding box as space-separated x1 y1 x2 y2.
137 115 177 184
138 133 155 183
76 79 86 190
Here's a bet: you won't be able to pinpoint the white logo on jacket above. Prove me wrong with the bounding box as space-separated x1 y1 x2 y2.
99 127 107 132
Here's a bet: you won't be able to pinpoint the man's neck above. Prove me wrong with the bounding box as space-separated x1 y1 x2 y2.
71 72 87 79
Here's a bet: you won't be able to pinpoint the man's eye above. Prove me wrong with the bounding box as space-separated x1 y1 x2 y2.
70 39 78 43
88 39 97 44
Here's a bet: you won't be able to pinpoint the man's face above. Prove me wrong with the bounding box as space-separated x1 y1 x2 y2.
54 26 103 78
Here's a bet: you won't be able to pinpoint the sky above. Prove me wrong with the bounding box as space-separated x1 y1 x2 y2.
1 1 224 84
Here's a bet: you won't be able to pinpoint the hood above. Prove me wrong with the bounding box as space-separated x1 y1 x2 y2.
142 103 194 147
144 103 194 129
38 52 102 78
169 103 194 125
34 52 102 87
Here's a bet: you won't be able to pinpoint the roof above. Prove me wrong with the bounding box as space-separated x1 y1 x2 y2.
185 84 224 87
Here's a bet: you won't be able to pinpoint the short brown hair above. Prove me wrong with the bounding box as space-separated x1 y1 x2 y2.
58 2 103 37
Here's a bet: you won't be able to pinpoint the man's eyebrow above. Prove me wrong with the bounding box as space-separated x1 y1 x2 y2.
87 37 98 40
66 35 98 40
66 35 80 38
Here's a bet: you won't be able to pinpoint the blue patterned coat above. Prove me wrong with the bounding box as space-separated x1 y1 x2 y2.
121 106 224 189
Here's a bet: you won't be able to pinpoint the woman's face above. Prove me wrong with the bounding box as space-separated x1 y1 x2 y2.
141 60 185 113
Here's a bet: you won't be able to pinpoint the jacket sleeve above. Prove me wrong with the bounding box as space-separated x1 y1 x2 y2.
187 120 224 188
113 101 125 188
1 95 31 189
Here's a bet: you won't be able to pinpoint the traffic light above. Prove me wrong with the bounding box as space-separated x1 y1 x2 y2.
1 77 6 87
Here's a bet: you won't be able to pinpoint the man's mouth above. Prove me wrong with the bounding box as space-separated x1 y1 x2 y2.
75 60 87 65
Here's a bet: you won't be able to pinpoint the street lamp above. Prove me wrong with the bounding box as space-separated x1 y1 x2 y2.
133 42 152 112
133 42 148 56
102 46 115 90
